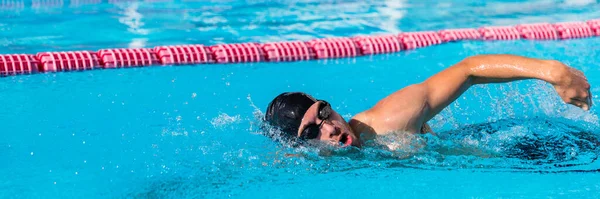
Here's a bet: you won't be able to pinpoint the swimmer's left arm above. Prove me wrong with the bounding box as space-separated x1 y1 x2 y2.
420 54 592 122
358 54 591 135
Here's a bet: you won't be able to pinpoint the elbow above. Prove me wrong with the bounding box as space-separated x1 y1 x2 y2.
459 55 486 67
456 56 479 83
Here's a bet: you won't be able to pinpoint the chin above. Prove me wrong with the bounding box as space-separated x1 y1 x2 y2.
350 137 361 148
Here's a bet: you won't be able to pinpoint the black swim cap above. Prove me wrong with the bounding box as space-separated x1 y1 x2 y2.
265 92 318 140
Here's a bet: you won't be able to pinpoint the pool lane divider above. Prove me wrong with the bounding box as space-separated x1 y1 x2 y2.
1 19 600 77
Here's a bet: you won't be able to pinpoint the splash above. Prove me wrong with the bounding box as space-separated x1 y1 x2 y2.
229 87 600 174
132 101 600 199
161 112 188 137
266 116 600 174
210 113 241 128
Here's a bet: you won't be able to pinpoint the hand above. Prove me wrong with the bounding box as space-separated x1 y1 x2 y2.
552 64 592 110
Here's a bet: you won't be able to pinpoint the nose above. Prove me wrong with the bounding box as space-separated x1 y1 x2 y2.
320 122 340 139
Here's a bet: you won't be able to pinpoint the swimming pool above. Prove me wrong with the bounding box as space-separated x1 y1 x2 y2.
1 0 600 198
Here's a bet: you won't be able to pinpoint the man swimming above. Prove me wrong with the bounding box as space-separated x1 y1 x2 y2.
264 54 593 148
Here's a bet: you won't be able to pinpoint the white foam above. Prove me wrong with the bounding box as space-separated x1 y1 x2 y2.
128 38 147 48
210 113 241 127
117 2 149 35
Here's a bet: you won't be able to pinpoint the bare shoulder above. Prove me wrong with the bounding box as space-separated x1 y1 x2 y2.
374 84 429 113
349 112 376 138
352 84 430 134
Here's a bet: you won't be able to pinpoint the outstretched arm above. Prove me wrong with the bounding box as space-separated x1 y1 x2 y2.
353 54 592 134
421 54 591 122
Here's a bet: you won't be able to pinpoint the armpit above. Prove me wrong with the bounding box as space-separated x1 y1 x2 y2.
421 123 436 136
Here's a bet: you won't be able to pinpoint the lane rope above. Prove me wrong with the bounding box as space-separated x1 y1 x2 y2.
1 19 599 77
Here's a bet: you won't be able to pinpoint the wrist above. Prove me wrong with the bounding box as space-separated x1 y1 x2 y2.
544 60 569 85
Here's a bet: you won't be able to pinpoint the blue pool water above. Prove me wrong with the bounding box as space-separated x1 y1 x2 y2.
2 0 600 198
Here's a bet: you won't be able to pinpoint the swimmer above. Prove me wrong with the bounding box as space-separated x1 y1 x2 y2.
264 54 593 148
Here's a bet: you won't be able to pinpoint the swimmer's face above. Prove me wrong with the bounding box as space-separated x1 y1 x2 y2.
296 101 360 147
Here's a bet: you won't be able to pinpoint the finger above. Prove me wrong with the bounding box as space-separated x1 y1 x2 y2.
571 98 590 111
576 88 593 109
571 100 582 108
588 88 593 108
572 89 591 104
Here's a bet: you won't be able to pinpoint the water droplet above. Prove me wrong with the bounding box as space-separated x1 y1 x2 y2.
75 172 78 175
53 182 57 185
30 152 34 156
38 133 42 136
192 93 197 98
82 141 86 144
83 160 87 163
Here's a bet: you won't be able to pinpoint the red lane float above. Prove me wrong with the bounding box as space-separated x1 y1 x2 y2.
211 43 264 63
515 23 558 40
438 28 481 42
31 0 63 8
1 19 600 77
0 54 39 76
70 0 102 7
353 35 403 55
587 19 600 36
479 26 521 40
399 31 442 50
98 48 158 68
108 0 136 3
36 51 100 72
308 38 360 59
0 0 25 10
262 41 314 62
154 45 213 65
554 22 595 39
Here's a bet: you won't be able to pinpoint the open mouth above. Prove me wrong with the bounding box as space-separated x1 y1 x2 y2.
339 133 352 147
